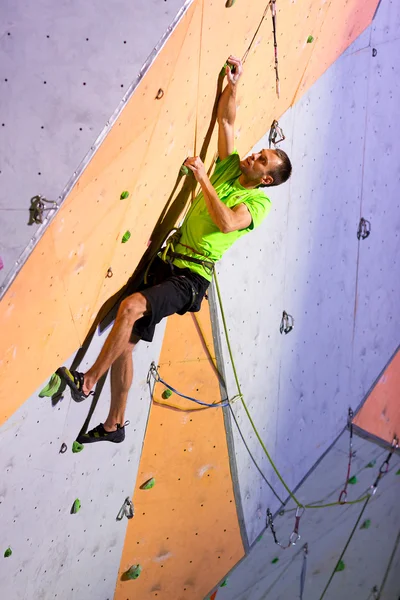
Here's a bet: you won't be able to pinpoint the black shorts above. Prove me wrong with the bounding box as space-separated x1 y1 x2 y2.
131 256 210 343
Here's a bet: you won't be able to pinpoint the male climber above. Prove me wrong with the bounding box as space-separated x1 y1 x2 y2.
57 56 292 444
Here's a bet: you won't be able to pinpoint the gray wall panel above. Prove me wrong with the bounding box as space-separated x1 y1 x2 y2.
215 432 400 600
0 320 166 599
351 37 400 405
0 0 188 288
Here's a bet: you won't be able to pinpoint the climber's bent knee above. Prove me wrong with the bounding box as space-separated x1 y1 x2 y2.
119 292 150 324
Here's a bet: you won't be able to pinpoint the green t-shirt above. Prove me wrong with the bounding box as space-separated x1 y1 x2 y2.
170 150 271 281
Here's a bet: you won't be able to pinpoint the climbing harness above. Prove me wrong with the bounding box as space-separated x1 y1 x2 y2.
28 195 58 225
338 408 355 504
300 543 308 600
266 506 305 549
280 310 294 334
116 497 135 521
269 120 285 149
270 0 280 98
144 228 215 285
147 361 231 408
357 217 371 240
318 437 399 600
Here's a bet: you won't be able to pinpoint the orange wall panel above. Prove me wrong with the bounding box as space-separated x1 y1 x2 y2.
353 349 400 444
115 307 244 600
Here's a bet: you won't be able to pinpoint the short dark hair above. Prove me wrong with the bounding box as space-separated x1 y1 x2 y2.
259 148 292 188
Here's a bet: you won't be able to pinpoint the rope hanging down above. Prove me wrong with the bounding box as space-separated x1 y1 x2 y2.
318 438 399 600
213 270 303 508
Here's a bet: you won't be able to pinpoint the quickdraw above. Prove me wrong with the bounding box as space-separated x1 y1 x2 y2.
269 120 285 148
28 195 58 225
357 217 371 240
266 506 306 549
280 310 294 334
369 436 398 496
116 497 135 521
338 408 355 504
270 0 280 98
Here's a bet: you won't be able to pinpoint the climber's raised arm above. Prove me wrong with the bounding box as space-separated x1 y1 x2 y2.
217 55 243 161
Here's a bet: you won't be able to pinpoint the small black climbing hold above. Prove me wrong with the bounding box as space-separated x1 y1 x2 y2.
155 88 164 100
59 443 68 454
372 48 377 57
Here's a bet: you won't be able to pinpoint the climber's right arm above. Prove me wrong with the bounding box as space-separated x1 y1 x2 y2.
217 55 243 160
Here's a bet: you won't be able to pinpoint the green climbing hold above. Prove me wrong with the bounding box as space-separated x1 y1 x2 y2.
395 469 400 475
271 557 279 564
124 564 142 580
180 165 190 176
140 477 156 490
162 388 173 399
4 548 12 558
307 35 314 43
71 499 81 514
72 441 84 454
335 560 345 572
122 231 131 243
360 519 371 530
120 191 129 200
39 373 61 397
348 476 358 485
256 534 264 542
220 579 228 587
366 459 376 468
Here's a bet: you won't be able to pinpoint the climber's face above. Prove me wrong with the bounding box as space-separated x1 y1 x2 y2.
239 149 281 186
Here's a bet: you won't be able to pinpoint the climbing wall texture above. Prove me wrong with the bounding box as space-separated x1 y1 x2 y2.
211 0 400 552
354 348 400 444
213 430 400 600
0 322 167 600
1 0 392 599
0 0 378 426
114 306 244 599
0 0 188 290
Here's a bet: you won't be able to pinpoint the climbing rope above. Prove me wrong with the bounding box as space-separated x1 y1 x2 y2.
300 543 308 600
242 3 271 64
147 361 231 408
213 270 303 508
228 404 285 504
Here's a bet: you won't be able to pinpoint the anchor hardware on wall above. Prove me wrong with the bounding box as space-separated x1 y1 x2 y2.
357 217 371 240
280 310 294 334
28 195 58 225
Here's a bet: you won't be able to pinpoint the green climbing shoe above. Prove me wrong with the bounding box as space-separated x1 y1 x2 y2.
56 367 93 402
39 373 62 397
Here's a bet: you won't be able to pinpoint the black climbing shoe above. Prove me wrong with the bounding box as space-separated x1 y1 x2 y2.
77 421 129 444
56 367 94 402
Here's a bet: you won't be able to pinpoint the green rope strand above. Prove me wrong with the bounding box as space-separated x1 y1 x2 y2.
318 495 371 599
214 271 303 508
